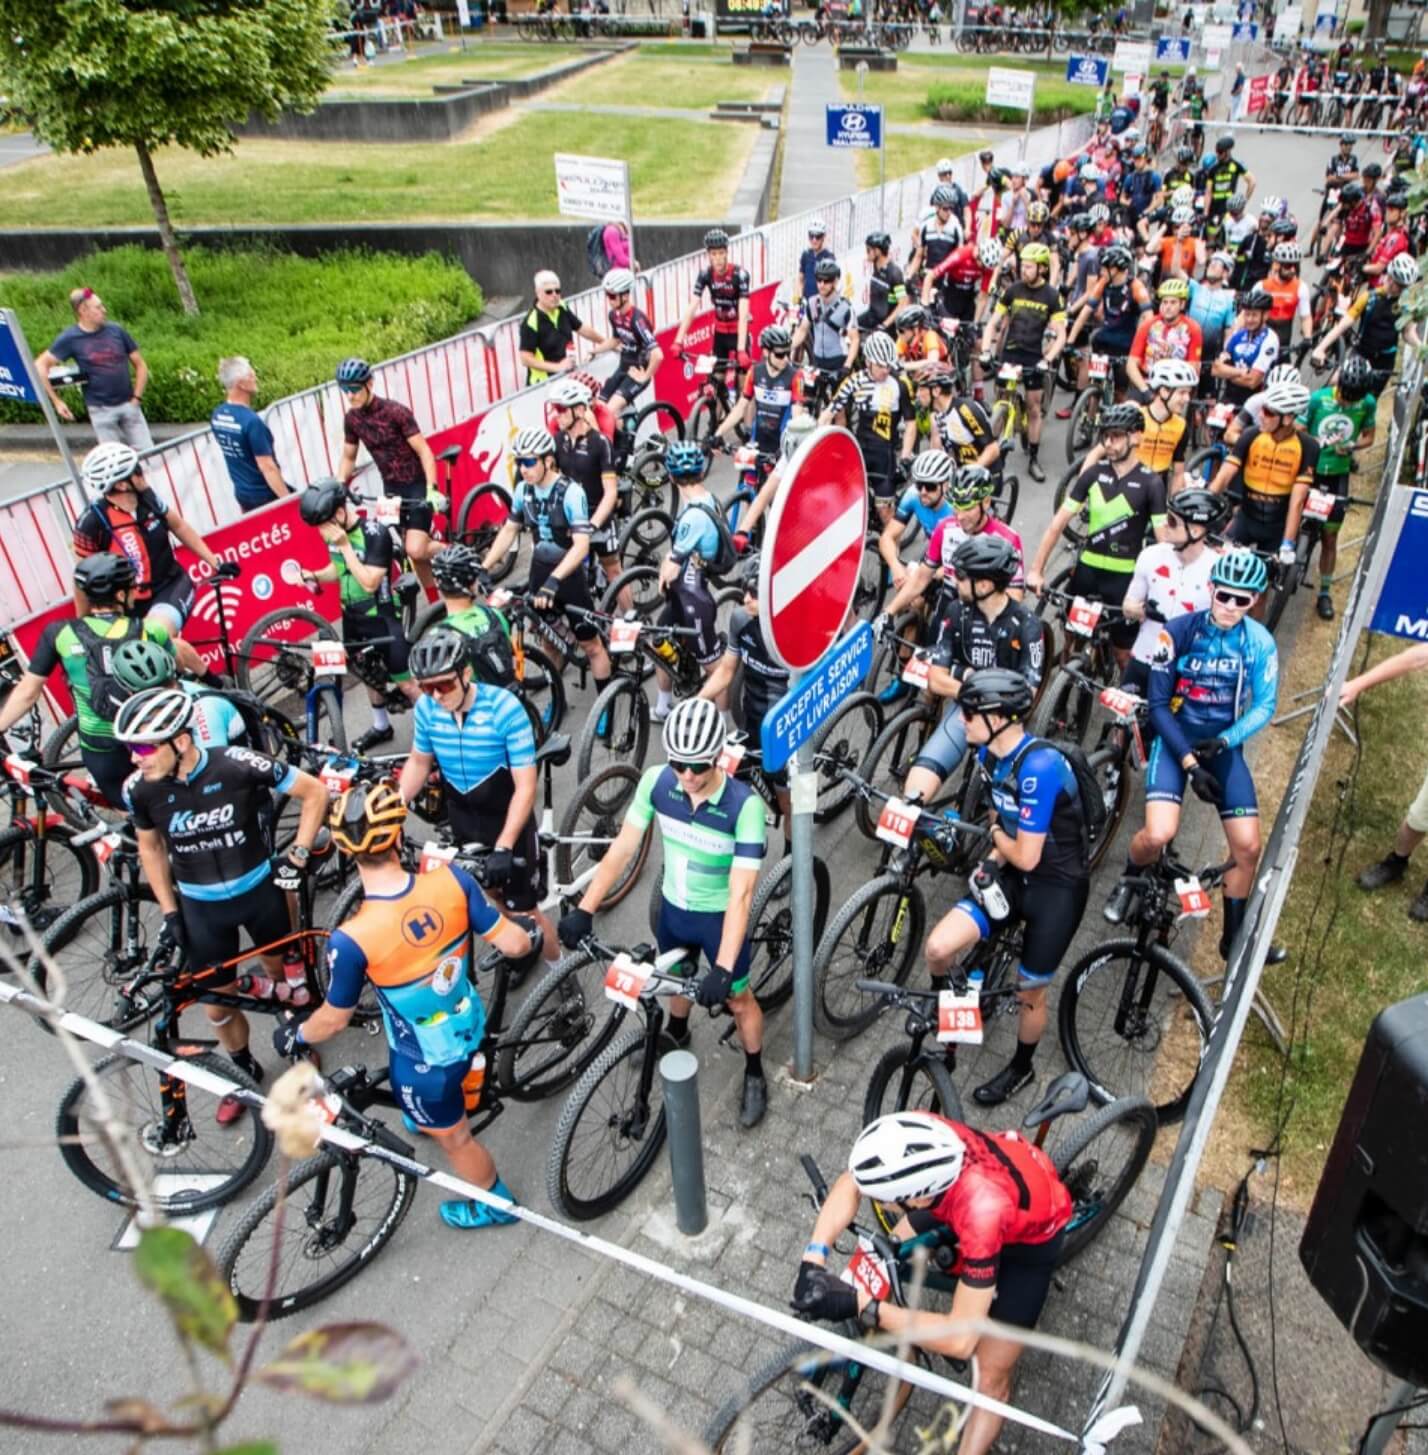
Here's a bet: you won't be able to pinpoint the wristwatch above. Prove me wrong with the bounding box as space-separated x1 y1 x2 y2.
288 845 312 865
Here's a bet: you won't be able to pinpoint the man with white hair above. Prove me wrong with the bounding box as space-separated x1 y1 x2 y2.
210 356 289 513
517 270 604 386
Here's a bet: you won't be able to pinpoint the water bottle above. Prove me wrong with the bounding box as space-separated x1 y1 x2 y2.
967 969 985 999
462 1052 488 1114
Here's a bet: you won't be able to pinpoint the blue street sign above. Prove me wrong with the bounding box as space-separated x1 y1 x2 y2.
0 312 41 407
825 102 883 150
761 620 874 772
1231 21 1259 39
1371 491 1428 640
1156 36 1191 62
1065 54 1109 87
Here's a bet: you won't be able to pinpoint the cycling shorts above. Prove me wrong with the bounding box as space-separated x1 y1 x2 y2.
600 369 647 406
81 741 137 810
1145 734 1259 819
527 551 599 641
177 876 290 975
868 467 900 502
1312 470 1349 532
1067 560 1138 651
1002 347 1047 392
343 606 412 682
142 570 196 636
655 896 752 994
952 872 1091 985
913 703 969 779
446 803 546 914
934 285 978 323
906 1210 1065 1325
660 576 724 667
1227 508 1285 552
1090 328 1135 359
390 1047 476 1131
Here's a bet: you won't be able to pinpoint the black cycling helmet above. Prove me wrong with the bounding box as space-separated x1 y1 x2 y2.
703 227 730 249
1101 245 1133 272
814 257 842 281
1068 210 1093 233
1176 144 1194 164
1165 486 1230 530
1215 134 1234 152
959 667 1034 722
1385 188 1409 211
1340 182 1365 205
1338 352 1375 402
1240 287 1273 312
111 637 177 694
951 533 1018 589
896 305 929 331
299 478 351 527
408 627 471 681
987 166 1009 189
1362 161 1383 180
1099 402 1144 435
431 543 484 595
1339 131 1354 144
865 231 892 253
73 552 138 603
1271 218 1299 238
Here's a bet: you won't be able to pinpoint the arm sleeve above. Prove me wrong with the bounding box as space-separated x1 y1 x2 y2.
497 690 537 769
119 327 140 355
623 765 661 832
1147 618 1195 761
1014 746 1074 835
1221 624 1280 749
1146 470 1168 525
323 929 370 1011
412 696 434 755
343 414 360 446
450 863 506 941
518 315 540 352
1185 318 1203 363
47 330 75 362
395 403 421 440
1297 434 1320 482
247 414 276 459
925 519 946 568
1125 550 1152 607
1066 465 1095 506
362 523 394 570
25 621 64 678
732 791 767 871
562 482 591 533
1017 612 1047 691
633 313 658 353
1128 313 1153 365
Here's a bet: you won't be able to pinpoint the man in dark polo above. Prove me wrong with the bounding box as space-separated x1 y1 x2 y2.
517 270 605 386
36 287 153 450
212 356 290 513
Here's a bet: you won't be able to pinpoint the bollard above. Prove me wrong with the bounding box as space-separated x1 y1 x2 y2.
659 1049 707 1236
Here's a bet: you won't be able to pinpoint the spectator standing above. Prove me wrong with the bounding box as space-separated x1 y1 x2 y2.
601 218 637 274
517 272 605 386
36 287 153 451
211 357 290 513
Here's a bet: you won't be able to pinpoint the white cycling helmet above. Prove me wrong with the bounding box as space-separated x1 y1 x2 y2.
849 1112 966 1203
807 216 828 234
1149 358 1200 391
512 426 556 458
1209 251 1236 274
863 331 897 367
1171 206 1196 226
602 266 635 295
1170 186 1195 210
1388 253 1420 286
977 238 1004 269
1265 362 1302 388
113 687 195 746
1011 160 1031 178
1263 381 1310 415
1088 203 1110 225
1081 165 1105 184
911 449 955 485
548 377 592 408
781 411 816 460
935 157 955 174
82 440 141 496
662 697 726 764
1260 194 1285 218
1273 241 1302 264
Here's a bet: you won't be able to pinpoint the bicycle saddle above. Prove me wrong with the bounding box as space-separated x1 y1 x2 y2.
1021 1070 1090 1130
535 732 572 769
436 444 463 465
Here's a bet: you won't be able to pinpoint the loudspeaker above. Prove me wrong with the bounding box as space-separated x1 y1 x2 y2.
1300 992 1428 1386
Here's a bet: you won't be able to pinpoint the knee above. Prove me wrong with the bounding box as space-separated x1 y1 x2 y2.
1138 818 1175 854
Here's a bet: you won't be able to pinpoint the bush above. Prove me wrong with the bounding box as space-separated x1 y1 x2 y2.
0 244 483 424
922 78 1096 125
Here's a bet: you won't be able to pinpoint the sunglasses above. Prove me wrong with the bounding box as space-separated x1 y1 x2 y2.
1213 589 1254 608
127 742 162 759
670 759 714 776
918 483 943 496
418 675 462 696
809 232 826 239
767 349 789 359
541 286 563 295
339 383 364 394
515 456 541 469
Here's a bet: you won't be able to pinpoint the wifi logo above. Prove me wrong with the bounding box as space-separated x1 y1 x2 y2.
194 584 245 626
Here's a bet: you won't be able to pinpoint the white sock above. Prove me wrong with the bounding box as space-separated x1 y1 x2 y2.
371 706 391 731
656 690 673 714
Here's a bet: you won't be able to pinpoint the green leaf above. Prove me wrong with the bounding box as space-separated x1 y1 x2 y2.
214 1445 280 1455
132 1226 237 1360
256 1322 419 1405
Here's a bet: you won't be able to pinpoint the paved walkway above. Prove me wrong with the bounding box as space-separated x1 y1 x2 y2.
777 41 858 220
0 130 47 169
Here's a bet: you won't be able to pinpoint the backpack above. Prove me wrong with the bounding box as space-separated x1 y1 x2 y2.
191 685 276 752
585 225 610 280
1006 734 1108 859
683 498 738 578
457 606 517 689
70 615 144 721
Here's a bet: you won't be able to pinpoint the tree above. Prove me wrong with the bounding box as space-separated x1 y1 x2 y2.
0 0 337 315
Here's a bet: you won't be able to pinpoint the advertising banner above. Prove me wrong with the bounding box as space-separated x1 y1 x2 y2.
553 154 631 224
1370 491 1428 641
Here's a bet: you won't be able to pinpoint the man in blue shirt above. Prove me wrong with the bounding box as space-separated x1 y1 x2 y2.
36 287 152 449
793 219 837 308
211 357 290 513
879 449 953 590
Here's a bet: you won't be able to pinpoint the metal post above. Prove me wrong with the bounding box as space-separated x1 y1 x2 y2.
1361 1382 1422 1455
660 1049 707 1235
790 705 817 1082
1021 75 1035 160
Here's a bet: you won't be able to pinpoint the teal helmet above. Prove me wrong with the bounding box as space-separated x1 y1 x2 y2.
666 441 709 482
1210 550 1268 595
111 637 178 695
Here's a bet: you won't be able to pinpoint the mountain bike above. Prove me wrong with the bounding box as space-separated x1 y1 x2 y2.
1063 350 1122 463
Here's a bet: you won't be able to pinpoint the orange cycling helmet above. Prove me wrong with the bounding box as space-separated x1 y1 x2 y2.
330 781 408 856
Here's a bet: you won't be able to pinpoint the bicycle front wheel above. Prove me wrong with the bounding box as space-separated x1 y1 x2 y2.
810 691 883 824
862 1039 964 1125
743 852 830 1013
217 1149 417 1322
455 483 518 582
546 1028 665 1220
1058 937 1213 1123
554 762 650 910
616 507 674 570
236 606 338 710
854 703 934 840
813 875 924 1041
1030 661 1096 748
576 674 650 782
36 881 162 1028
0 820 99 937
1052 1095 1157 1263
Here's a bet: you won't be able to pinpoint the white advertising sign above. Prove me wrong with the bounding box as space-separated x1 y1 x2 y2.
1202 22 1234 48
985 67 1037 110
553 153 631 223
1112 40 1152 73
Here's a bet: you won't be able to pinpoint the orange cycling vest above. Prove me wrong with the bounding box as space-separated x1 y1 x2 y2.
1262 273 1301 325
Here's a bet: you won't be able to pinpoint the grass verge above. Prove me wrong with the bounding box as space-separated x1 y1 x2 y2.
0 245 482 425
543 50 784 108
839 61 1094 125
854 134 981 189
326 42 588 95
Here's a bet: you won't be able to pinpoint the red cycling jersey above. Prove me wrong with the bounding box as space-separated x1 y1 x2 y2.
1130 311 1203 370
930 242 985 291
929 1119 1074 1288
1370 226 1409 270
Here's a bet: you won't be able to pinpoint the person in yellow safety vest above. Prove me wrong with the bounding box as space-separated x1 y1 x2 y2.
517 270 606 386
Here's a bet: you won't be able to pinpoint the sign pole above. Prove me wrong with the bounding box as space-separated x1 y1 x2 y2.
789 683 816 1082
1022 74 1035 160
621 158 635 275
0 308 82 490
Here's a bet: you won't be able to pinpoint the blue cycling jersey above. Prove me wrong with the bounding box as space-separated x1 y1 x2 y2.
978 736 1087 884
1148 609 1279 762
1121 168 1162 216
671 497 723 566
894 485 953 536
1222 325 1280 377
1188 282 1238 354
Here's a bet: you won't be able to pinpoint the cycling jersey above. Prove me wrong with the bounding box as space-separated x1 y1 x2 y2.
925 515 1026 591
326 864 505 1073
896 330 947 368
626 763 766 913
928 598 1044 686
799 292 854 368
1262 271 1310 331
1228 426 1318 514
329 519 396 616
725 606 789 732
1132 398 1190 476
693 262 751 333
797 245 837 300
933 397 997 470
1187 282 1238 357
72 491 182 602
128 745 296 902
1067 460 1167 573
1157 236 1199 278
917 215 965 271
1350 288 1404 370
1087 275 1144 349
1122 166 1161 218
979 735 1088 885
1370 226 1410 271
1124 541 1219 665
893 484 952 537
829 370 915 484
607 305 658 368
413 679 534 829
1301 386 1376 477
740 360 802 454
512 475 591 554
1204 157 1248 211
342 395 425 493
670 495 723 567
180 683 247 750
995 281 1065 358
1342 197 1382 250
1219 325 1280 405
863 263 907 328
554 428 616 532
1129 312 1203 372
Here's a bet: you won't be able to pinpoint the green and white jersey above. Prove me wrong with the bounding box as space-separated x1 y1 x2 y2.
1301 387 1376 478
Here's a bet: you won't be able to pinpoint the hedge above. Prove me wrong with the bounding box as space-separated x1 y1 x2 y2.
0 244 482 425
923 77 1098 126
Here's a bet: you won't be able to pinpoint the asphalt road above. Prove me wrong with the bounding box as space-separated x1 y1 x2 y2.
0 121 1339 1454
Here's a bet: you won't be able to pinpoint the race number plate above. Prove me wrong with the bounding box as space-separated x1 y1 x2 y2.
312 641 348 677
1208 403 1234 429
694 355 718 376
717 740 747 775
419 841 458 875
875 797 918 849
940 318 960 337
92 831 123 866
734 446 759 471
1067 597 1104 636
488 588 513 610
1098 686 1143 722
901 655 931 689
842 1241 893 1300
997 363 1023 384
604 952 653 1010
937 988 984 1045
375 495 402 526
3 755 35 786
1088 353 1111 380
1174 875 1212 919
1303 489 1337 522
609 618 642 654
319 760 356 796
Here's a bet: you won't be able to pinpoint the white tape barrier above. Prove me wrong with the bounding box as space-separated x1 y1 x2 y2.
0 979 1140 1450
1209 117 1408 136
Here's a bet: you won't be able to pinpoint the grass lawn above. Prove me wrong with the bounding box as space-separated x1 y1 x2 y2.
326 43 588 95
839 59 1096 124
854 134 981 188
5 112 756 225
545 50 785 108
636 41 738 57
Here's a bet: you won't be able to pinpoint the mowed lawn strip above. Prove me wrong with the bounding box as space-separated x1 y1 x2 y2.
542 50 784 108
854 134 982 189
839 57 1117 124
326 42 591 95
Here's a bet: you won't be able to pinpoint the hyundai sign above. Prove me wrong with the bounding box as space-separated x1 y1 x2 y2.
825 103 883 149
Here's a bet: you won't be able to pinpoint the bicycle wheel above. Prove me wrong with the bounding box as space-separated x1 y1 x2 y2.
706 1339 924 1454
688 397 720 448
1066 386 1102 462
56 1050 272 1211
990 470 1019 524
1057 937 1213 1124
546 1027 665 1220
1183 444 1224 489
811 691 883 824
813 875 924 1041
854 703 934 840
628 399 685 449
599 564 663 620
743 853 830 1013
236 606 338 710
616 508 674 569
35 881 162 1028
455 483 518 582
576 675 650 782
515 642 566 738
318 876 382 1025
1030 661 1096 748
37 716 123 829
309 682 348 754
0 820 99 936
853 535 888 619
1263 556 1298 636
862 1040 964 1125
1051 1095 1158 1264
218 1148 417 1322
553 762 650 910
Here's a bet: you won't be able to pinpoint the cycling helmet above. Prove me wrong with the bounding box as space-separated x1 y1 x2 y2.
409 626 471 681
807 217 828 235
1387 254 1420 286
549 377 592 409
958 667 1034 721
1265 362 1301 387
1130 144 1149 160
949 466 995 509
1339 131 1354 144
602 266 635 295
848 1112 965 1203
1362 161 1383 181
1263 381 1310 416
1068 211 1093 234
936 157 955 175
1170 185 1195 210
1209 251 1236 274
1337 352 1374 403
987 167 1009 189
896 305 929 331
1100 402 1145 436
1149 358 1199 391
571 370 602 397
1226 193 1247 216
1273 241 1302 265
1166 486 1230 529
431 543 484 595
1270 218 1299 238
1215 134 1235 152
1171 206 1196 226
814 257 842 282
1209 550 1268 595
1241 287 1274 313
1157 277 1190 301
1260 194 1286 218
113 687 195 746
1101 245 1133 272
865 231 892 253
932 184 959 208
1027 200 1051 225
759 324 793 354
738 550 761 590
1385 187 1408 210
82 441 141 495
1177 145 1195 164
1088 203 1110 226
330 781 408 857
665 440 709 481
863 332 897 367
512 426 556 459
662 696 726 763
335 357 372 388
1011 160 1031 178
1020 242 1052 269
781 412 817 460
111 638 177 694
910 450 954 486
299 478 352 527
73 552 138 603
703 227 730 250
1340 182 1365 206
977 238 1004 269
952 533 1017 589
925 365 956 392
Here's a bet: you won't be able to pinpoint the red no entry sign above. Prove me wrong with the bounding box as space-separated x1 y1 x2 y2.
758 426 868 673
